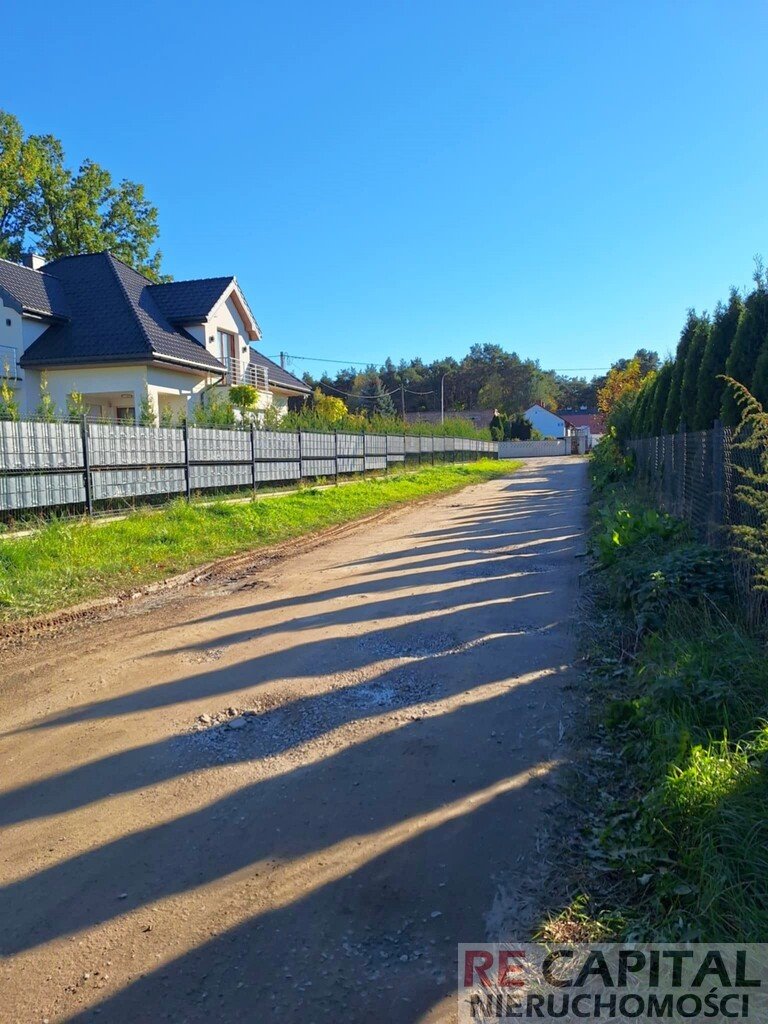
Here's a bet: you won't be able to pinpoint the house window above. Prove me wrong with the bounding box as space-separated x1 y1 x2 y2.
216 329 237 363
116 406 136 423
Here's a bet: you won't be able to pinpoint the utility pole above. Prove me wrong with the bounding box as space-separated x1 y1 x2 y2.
279 351 286 369
440 373 447 425
401 383 406 420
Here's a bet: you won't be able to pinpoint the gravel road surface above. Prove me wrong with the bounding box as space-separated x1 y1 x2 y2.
0 458 588 1023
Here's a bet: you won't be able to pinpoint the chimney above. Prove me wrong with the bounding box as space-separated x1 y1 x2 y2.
21 252 46 271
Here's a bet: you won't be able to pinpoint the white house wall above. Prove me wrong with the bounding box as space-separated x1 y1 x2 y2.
0 296 24 382
35 365 149 418
524 405 567 438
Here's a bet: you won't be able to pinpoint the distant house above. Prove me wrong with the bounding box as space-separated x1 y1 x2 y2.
404 408 496 431
523 404 571 438
523 404 606 441
0 252 309 421
558 411 606 439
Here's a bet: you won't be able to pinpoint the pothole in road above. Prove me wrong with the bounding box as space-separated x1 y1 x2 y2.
452 559 548 579
357 631 459 660
180 665 440 764
179 646 226 665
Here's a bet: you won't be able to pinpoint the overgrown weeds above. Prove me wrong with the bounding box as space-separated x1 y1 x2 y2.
541 452 768 942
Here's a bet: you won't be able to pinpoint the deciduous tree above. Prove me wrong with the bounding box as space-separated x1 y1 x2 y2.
0 109 164 279
597 357 645 416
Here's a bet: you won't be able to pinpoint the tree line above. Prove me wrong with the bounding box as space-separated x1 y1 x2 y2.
303 342 658 418
620 262 768 439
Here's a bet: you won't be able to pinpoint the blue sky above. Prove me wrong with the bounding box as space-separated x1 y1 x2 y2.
4 0 768 380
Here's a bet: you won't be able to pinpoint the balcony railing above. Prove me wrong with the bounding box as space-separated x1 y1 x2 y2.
223 357 269 391
0 345 20 379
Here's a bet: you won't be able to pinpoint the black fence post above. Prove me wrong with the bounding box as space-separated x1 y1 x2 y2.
297 429 303 482
678 421 687 519
334 430 339 484
250 423 257 494
711 420 725 544
418 435 423 466
403 432 407 468
431 434 435 466
182 421 192 501
80 414 93 516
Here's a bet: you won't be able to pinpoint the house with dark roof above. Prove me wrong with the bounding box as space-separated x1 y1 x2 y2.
0 252 309 421
557 411 605 438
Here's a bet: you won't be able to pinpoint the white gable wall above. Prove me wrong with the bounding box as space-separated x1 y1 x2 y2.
524 405 567 438
204 295 251 366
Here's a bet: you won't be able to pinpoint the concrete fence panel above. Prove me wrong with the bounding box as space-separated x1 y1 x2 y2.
498 439 567 458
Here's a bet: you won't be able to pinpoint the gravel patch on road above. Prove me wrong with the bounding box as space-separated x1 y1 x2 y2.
178 655 443 767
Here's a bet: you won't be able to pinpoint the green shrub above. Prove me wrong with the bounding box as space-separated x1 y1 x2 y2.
0 376 20 420
229 384 259 419
589 432 634 491
194 393 236 427
592 503 683 567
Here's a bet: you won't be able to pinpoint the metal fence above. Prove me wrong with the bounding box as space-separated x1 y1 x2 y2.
628 423 765 547
0 418 498 517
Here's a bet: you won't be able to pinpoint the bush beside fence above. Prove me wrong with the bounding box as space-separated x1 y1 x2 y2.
0 418 498 518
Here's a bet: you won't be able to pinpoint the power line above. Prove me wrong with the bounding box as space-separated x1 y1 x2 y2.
267 353 377 368
318 380 401 400
266 351 611 374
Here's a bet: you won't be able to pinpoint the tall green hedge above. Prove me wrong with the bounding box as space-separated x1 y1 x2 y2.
625 264 768 439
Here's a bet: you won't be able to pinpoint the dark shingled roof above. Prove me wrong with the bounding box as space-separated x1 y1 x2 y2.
250 348 311 394
19 253 224 372
0 258 69 318
148 277 233 323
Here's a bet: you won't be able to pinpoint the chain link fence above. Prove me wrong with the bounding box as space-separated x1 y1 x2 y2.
628 424 765 548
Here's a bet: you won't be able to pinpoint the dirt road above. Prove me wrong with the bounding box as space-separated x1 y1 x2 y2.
0 458 588 1023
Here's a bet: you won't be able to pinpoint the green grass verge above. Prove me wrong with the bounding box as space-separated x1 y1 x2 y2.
0 459 519 621
546 453 768 941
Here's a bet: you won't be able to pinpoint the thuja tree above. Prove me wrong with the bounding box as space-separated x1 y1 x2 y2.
722 270 768 426
679 315 711 429
696 289 743 429
630 373 657 437
663 310 704 433
721 377 768 604
749 321 768 410
649 363 673 436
